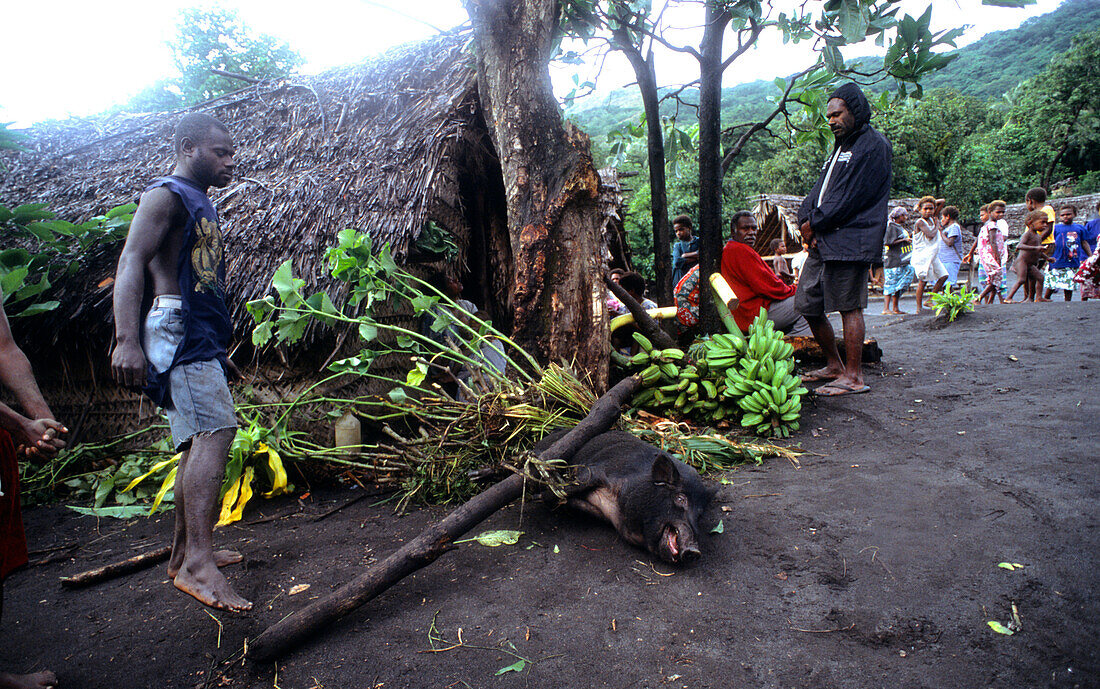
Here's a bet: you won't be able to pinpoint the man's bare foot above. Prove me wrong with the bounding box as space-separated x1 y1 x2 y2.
168 549 242 578
1036 297 1052 302
800 367 842 383
173 560 252 611
0 670 58 689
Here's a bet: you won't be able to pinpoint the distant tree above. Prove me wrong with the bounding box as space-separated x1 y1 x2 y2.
563 0 1000 331
172 7 303 104
1008 28 1100 189
877 88 992 197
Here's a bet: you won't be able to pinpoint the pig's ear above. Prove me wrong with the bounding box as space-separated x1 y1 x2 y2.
651 454 682 487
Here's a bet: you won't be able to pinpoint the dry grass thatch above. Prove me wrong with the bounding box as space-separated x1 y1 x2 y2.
1 30 487 355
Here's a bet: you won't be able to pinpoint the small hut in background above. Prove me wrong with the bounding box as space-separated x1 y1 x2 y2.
0 31 628 444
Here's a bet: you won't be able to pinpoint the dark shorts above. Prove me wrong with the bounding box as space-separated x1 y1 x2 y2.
795 249 869 316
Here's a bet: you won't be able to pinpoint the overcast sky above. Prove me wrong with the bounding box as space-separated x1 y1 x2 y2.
0 0 1062 126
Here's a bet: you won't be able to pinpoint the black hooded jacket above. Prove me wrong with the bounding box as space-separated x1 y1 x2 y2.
797 83 892 264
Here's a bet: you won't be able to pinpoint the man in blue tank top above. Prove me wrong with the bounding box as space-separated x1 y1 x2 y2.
111 113 251 611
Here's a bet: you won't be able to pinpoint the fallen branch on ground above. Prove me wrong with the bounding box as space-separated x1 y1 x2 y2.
245 374 642 662
59 545 172 589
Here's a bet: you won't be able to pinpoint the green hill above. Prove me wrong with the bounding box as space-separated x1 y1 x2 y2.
567 0 1100 142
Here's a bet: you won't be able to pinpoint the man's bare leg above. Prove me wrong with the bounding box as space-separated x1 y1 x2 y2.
171 428 251 611
800 313 844 381
834 309 866 389
914 279 926 313
166 449 241 578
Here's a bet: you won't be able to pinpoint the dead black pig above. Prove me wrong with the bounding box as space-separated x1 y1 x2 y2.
536 429 715 565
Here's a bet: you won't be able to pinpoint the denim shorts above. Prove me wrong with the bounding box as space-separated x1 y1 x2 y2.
144 296 237 450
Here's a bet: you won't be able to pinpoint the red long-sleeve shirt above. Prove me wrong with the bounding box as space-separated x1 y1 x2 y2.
720 240 797 332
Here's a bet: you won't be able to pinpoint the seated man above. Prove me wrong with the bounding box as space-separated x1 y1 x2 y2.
720 211 810 336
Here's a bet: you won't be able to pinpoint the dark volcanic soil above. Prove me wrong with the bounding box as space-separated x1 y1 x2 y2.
2 303 1097 689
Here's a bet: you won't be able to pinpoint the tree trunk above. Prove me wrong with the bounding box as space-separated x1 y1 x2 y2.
464 0 609 391
696 2 731 334
615 35 672 306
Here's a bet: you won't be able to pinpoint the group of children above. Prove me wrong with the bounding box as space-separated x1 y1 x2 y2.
879 188 1098 311
973 189 1098 304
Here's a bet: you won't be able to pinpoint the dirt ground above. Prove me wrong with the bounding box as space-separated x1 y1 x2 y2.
2 301 1097 689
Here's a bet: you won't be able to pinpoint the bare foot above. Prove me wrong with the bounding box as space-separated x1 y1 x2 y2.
0 670 58 689
1003 299 1018 304
168 549 242 578
800 367 842 383
1035 297 1052 302
173 560 252 611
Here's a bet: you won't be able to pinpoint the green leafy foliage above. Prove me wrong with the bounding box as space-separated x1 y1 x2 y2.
173 7 303 104
0 201 135 318
929 284 978 322
119 6 303 112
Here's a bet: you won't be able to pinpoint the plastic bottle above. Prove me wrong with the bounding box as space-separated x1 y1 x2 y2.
334 411 361 456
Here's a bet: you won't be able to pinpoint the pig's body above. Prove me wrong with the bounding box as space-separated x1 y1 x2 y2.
536 430 715 565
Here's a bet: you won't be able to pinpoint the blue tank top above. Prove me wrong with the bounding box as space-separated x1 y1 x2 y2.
141 175 233 407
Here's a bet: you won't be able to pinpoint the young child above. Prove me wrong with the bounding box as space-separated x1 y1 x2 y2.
1024 187 1056 295
910 195 947 313
769 238 794 284
978 201 1009 304
790 241 809 284
1044 204 1092 301
938 205 965 287
962 204 989 296
1005 210 1049 303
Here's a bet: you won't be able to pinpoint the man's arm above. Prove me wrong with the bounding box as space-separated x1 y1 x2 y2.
0 294 66 456
111 187 180 389
806 136 892 235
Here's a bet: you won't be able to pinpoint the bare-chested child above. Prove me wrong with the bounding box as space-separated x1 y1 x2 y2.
769 238 794 284
1005 211 1049 303
111 113 250 611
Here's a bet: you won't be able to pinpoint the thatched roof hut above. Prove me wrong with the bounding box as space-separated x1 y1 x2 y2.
0 31 626 443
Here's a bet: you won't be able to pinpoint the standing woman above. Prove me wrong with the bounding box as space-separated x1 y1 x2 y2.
882 206 914 314
910 195 948 313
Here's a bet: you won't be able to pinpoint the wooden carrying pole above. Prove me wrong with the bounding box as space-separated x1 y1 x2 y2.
246 374 643 662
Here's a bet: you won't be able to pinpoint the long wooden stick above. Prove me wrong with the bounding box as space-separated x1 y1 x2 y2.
603 273 678 351
246 374 642 662
59 545 172 589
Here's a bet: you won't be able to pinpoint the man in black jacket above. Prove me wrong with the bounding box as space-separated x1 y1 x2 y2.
794 83 891 396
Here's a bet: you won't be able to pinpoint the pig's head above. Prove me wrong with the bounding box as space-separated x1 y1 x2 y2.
639 454 715 565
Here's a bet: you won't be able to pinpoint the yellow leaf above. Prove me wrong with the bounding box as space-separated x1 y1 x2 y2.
257 442 290 498
987 620 1014 635
123 453 181 493
148 465 178 516
218 466 255 526
217 473 244 526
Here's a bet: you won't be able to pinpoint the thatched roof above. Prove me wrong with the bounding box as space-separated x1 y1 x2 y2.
1 30 485 353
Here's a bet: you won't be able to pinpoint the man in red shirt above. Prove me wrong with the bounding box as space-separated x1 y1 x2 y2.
720 211 810 336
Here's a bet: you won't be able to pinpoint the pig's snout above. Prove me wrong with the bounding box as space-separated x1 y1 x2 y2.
679 545 701 564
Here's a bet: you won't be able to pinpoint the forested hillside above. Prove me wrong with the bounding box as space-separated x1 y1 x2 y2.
568 0 1100 144
571 0 1100 282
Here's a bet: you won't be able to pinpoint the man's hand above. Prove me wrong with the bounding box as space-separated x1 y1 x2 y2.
799 221 814 246
17 417 67 459
225 358 243 382
111 340 148 389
